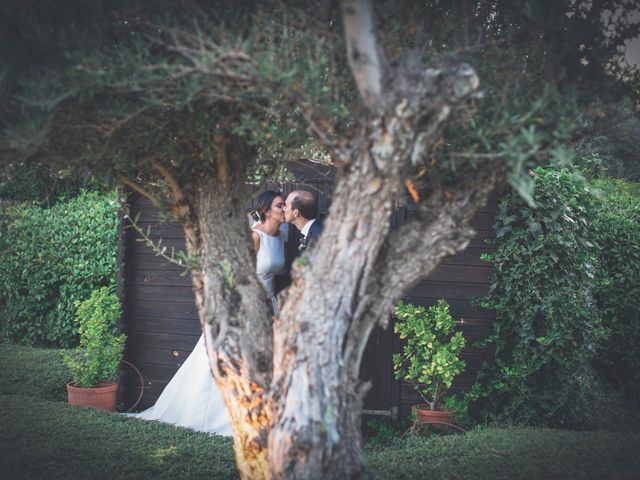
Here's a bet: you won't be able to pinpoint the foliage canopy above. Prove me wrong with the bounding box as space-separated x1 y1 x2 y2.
1 1 637 201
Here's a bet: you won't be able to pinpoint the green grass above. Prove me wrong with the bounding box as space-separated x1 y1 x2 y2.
365 428 640 480
1 394 639 480
0 343 71 401
1 343 639 479
0 395 237 480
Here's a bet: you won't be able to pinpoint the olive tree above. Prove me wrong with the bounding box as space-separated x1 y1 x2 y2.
1 0 637 478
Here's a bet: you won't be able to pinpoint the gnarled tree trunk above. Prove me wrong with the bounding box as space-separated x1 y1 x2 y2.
175 1 499 478
169 133 275 477
189 173 273 478
266 124 498 479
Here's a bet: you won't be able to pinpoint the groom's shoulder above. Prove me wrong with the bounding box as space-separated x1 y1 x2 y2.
310 217 324 236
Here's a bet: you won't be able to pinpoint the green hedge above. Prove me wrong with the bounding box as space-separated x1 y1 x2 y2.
0 191 120 348
591 178 640 397
474 168 640 426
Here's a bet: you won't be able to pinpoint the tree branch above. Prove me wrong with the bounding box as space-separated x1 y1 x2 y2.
378 166 504 297
115 171 158 205
150 161 182 200
342 0 387 111
212 114 235 187
341 167 504 386
124 213 196 271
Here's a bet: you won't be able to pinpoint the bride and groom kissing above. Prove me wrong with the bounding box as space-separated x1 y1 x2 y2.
131 189 323 435
251 189 323 315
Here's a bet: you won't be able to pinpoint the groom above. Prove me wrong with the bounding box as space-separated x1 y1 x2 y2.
284 189 323 255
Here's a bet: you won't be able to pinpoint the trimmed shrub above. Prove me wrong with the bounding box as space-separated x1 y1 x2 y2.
63 288 126 388
0 190 119 348
474 168 608 426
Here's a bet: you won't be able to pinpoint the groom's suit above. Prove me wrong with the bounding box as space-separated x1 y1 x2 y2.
275 218 324 293
297 218 323 255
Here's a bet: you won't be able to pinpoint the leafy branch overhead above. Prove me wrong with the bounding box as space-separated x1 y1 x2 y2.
1 4 353 197
3 1 636 204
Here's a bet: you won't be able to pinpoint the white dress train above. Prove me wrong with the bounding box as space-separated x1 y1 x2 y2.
134 334 234 435
131 224 286 435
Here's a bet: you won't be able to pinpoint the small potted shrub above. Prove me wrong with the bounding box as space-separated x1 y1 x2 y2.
393 300 466 428
63 287 126 411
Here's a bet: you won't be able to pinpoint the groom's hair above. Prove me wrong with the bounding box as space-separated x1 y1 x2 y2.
290 190 318 220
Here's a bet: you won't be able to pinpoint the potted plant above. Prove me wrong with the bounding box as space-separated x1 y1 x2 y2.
393 300 466 429
63 287 126 411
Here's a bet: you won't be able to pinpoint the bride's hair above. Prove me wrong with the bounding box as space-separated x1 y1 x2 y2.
251 190 282 223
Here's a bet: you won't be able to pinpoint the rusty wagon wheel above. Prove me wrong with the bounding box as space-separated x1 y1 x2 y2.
120 359 144 413
402 418 467 439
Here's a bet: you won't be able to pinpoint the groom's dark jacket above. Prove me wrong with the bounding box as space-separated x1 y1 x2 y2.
298 218 323 255
275 218 324 293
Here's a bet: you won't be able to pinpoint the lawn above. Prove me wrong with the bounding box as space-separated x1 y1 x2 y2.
2 344 640 479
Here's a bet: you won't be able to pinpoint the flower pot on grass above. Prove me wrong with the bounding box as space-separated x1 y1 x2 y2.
67 381 118 411
412 404 457 431
63 287 126 411
393 300 466 432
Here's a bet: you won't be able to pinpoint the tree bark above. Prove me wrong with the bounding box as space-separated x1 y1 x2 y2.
268 145 399 479
190 174 273 477
342 0 387 111
174 137 275 478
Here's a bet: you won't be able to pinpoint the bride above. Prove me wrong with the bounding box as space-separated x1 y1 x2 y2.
132 190 286 435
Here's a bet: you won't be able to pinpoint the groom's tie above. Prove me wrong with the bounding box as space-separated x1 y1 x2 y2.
298 231 307 253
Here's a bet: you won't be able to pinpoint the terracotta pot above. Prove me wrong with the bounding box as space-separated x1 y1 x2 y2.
67 382 118 411
413 404 456 431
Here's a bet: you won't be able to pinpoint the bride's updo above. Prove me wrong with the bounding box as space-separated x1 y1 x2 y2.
250 190 283 223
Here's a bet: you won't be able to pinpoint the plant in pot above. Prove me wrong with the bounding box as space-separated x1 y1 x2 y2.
393 300 466 431
63 287 126 411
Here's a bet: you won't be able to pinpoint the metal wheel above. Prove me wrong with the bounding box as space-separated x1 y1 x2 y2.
120 359 144 413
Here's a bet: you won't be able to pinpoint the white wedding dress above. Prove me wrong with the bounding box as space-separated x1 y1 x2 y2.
132 225 286 435
253 227 286 315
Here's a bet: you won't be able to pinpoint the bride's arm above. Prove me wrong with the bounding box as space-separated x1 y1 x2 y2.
251 230 260 253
